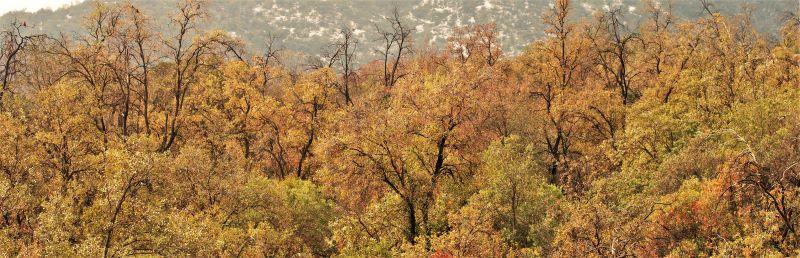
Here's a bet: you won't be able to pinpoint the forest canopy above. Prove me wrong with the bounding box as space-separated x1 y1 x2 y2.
0 0 799 256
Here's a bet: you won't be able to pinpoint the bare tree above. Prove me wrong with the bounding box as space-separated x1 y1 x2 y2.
125 4 157 134
0 21 44 108
316 28 358 105
319 39 343 69
588 7 643 105
327 28 359 104
254 33 284 91
376 8 413 87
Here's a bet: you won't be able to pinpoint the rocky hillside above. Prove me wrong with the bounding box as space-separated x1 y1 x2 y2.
1 0 796 62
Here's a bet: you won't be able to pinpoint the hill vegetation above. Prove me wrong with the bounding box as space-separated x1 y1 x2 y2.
1 0 796 63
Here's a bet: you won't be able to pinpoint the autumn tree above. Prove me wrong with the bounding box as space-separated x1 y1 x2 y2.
0 0 797 256
448 23 502 66
157 0 243 151
328 57 488 250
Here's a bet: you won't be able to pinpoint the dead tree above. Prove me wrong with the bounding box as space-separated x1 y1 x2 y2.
126 4 157 134
588 8 643 105
327 28 358 104
254 34 283 91
376 8 412 87
318 28 358 105
0 21 44 108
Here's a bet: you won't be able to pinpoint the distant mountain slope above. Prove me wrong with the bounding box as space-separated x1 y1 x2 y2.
1 0 796 62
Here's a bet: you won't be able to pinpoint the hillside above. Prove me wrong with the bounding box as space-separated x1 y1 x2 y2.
1 0 796 62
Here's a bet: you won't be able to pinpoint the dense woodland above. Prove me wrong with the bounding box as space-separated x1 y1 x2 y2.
0 0 799 256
